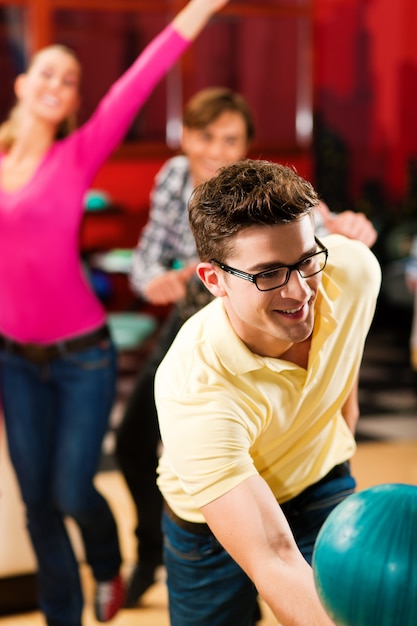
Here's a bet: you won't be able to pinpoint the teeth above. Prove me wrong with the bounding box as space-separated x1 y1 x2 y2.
42 95 59 106
279 305 303 314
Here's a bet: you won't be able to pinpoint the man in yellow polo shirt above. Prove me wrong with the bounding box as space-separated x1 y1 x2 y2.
155 159 381 626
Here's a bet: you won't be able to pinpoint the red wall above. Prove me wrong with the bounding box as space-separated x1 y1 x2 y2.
315 0 417 205
91 158 164 215
88 0 417 229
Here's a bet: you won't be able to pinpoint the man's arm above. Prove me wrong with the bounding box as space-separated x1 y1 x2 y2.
129 160 194 302
201 475 335 625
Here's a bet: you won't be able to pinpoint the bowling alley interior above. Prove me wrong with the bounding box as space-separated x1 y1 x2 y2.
0 1 416 625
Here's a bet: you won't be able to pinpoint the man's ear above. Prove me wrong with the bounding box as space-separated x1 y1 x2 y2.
181 126 190 154
196 262 227 297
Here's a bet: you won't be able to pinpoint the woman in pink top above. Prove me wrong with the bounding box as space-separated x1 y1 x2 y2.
0 1 228 624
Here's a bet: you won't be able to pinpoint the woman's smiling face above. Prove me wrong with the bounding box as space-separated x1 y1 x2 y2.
16 47 80 128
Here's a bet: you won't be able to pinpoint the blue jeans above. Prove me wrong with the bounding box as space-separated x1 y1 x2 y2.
162 464 356 626
0 336 121 626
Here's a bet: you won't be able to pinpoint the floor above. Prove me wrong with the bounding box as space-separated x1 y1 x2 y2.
1 300 416 626
355 301 417 443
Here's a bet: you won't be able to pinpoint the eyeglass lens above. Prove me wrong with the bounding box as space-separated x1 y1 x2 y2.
255 250 327 291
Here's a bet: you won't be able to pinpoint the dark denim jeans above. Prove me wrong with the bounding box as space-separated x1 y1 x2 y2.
0 337 121 626
162 464 356 626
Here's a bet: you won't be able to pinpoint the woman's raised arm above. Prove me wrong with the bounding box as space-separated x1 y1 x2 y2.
173 0 229 41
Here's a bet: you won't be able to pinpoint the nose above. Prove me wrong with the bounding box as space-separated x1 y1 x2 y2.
279 268 311 299
206 140 224 160
48 76 61 91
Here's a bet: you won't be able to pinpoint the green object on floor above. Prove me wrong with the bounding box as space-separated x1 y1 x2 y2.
107 313 157 350
91 249 133 274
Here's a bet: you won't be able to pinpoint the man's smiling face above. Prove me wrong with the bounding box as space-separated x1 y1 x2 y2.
211 215 322 358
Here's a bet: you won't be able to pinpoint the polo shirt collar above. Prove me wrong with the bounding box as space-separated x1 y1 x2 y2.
207 270 341 376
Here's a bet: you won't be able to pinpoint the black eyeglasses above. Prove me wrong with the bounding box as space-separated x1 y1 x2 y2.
210 237 328 292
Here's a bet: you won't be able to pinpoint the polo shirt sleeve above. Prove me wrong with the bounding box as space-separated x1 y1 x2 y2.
156 347 261 509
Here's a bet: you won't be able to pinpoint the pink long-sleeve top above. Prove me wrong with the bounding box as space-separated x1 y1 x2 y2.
0 25 189 344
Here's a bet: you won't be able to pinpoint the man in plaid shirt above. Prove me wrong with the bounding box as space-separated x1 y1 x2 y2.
117 87 254 607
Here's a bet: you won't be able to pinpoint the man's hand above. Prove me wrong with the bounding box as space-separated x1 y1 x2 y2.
143 262 198 306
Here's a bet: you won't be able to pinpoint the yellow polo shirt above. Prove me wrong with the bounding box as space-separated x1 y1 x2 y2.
156 235 381 523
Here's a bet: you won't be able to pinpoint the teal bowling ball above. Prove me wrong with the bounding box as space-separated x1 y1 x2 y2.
312 483 417 626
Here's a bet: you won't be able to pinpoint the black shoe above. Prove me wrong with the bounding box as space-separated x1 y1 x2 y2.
123 562 162 608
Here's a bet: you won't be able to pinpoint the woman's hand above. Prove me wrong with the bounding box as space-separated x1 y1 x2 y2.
316 200 377 248
173 0 230 41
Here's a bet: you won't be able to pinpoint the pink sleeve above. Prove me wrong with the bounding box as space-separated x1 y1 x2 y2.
72 25 190 178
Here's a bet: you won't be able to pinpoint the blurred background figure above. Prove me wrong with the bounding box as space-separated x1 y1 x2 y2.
405 235 417 370
117 86 254 607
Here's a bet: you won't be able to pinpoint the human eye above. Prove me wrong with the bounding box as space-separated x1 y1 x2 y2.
298 252 322 276
198 130 211 143
299 255 315 269
260 267 282 279
258 267 287 286
63 76 78 88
